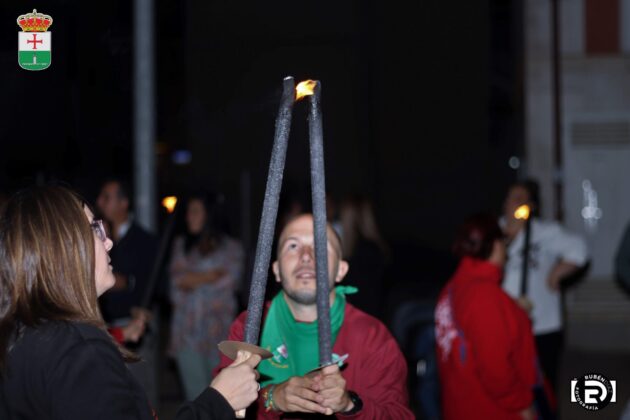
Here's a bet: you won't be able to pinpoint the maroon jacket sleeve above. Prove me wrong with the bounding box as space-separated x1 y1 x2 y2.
337 314 414 419
461 284 534 412
215 311 246 375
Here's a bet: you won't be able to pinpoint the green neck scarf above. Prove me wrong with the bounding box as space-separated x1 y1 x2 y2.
258 286 357 386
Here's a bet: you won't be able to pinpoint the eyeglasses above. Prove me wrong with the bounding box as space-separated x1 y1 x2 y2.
90 219 108 242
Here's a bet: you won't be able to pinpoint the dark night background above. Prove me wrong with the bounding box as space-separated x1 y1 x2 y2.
0 0 523 299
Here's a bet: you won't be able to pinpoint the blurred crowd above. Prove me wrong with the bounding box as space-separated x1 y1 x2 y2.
2 174 628 420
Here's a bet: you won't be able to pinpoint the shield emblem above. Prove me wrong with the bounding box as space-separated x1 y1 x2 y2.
17 10 53 71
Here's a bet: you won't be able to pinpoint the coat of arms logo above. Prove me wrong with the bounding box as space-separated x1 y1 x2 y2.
17 9 53 71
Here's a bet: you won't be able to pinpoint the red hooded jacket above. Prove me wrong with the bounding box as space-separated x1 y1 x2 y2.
435 257 538 420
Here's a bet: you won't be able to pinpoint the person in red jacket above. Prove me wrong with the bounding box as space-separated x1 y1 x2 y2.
217 214 414 419
435 214 538 420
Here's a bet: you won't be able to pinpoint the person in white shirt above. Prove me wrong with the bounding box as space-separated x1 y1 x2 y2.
501 179 588 391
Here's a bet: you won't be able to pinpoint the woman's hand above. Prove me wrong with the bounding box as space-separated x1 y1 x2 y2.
121 318 146 343
515 296 534 314
176 273 202 291
122 307 152 343
176 269 228 291
210 351 262 411
547 261 581 291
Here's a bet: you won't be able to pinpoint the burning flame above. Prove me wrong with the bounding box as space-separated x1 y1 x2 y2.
296 80 317 100
162 196 178 214
514 204 530 220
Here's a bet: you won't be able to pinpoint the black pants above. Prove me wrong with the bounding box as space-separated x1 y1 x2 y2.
535 330 564 391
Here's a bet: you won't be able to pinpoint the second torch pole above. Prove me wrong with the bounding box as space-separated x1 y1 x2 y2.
307 81 333 367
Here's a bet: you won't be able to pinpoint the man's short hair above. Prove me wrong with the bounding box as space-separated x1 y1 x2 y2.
277 213 344 259
101 177 132 209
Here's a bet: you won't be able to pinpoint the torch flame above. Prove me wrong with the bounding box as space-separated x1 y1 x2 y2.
514 204 530 220
162 196 178 214
296 80 317 101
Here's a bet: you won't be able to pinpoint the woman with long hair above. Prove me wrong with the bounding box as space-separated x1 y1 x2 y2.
169 192 244 401
0 185 260 419
434 214 538 420
338 195 389 319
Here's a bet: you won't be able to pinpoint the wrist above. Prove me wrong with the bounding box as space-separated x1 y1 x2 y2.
262 384 278 412
340 390 362 415
342 393 355 412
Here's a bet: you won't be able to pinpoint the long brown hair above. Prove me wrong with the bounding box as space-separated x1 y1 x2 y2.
339 195 389 260
184 192 228 256
0 185 136 372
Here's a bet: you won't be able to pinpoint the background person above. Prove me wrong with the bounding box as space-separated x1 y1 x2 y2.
96 177 160 405
338 194 389 320
435 214 538 420
169 192 244 401
615 221 630 292
501 179 588 391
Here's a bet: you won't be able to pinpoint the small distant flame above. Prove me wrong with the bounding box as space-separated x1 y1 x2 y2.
514 204 530 220
296 80 317 100
162 196 178 214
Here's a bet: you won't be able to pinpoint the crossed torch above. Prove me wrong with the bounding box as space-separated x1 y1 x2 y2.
218 77 334 417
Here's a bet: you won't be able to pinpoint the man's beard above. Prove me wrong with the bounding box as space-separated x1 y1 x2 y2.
280 262 338 306
282 283 317 305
